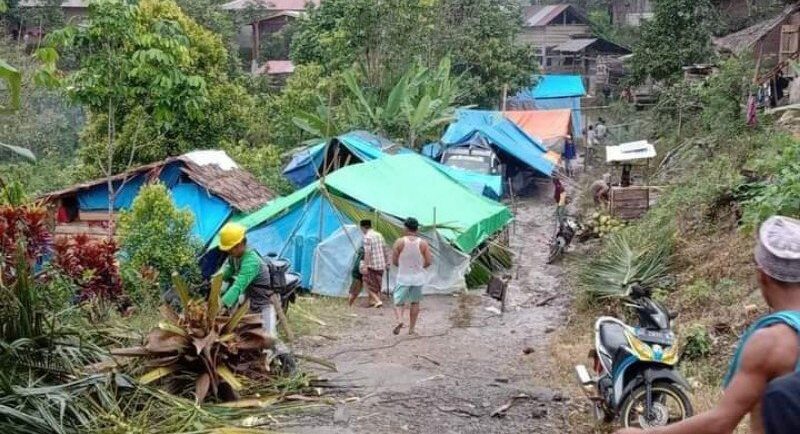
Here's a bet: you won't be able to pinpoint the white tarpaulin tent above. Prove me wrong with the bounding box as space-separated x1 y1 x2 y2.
606 140 657 163
311 225 470 297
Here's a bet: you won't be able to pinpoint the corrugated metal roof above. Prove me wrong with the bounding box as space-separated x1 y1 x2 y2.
256 60 295 75
18 0 87 7
552 38 597 53
523 4 589 27
221 0 318 11
713 4 800 54
524 4 570 27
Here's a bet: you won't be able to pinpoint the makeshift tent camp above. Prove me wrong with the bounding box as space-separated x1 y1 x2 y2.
42 150 274 247
212 154 512 293
283 130 503 199
511 75 585 138
439 109 556 183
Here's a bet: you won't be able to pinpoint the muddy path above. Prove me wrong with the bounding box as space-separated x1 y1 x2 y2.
283 191 574 433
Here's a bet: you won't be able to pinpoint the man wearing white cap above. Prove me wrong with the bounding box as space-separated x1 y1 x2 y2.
617 215 800 434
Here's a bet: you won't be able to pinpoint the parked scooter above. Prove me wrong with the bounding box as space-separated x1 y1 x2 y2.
264 253 301 315
547 216 580 264
575 284 693 428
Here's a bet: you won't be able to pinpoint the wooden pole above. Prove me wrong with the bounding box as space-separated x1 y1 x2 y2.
270 294 294 343
501 84 508 111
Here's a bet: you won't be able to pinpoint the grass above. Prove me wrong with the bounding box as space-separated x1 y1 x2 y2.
284 294 354 339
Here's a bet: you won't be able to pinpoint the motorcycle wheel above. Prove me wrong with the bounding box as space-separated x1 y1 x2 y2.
547 238 565 264
620 382 693 428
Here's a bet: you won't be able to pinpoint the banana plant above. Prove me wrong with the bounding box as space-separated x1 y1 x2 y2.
297 57 464 150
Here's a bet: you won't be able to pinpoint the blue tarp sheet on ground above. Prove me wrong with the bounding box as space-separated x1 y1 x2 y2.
246 192 351 288
514 75 586 138
440 109 554 177
171 183 232 245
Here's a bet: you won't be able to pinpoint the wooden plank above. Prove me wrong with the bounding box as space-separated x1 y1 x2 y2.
79 210 117 222
54 224 109 236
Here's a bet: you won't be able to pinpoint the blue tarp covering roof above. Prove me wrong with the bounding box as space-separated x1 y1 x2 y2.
283 131 399 188
440 109 555 177
531 75 586 99
283 131 503 199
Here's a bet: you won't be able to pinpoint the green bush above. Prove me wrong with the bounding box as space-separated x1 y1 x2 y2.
742 134 800 227
117 183 200 300
683 324 712 360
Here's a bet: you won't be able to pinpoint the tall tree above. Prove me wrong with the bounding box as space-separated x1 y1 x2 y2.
39 0 254 224
629 0 715 83
290 0 537 108
42 0 253 172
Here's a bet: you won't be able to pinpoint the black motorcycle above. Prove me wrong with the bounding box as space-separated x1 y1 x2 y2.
264 253 301 315
575 284 693 428
547 216 580 264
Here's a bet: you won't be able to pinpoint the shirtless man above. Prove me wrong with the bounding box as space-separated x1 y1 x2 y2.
617 215 800 434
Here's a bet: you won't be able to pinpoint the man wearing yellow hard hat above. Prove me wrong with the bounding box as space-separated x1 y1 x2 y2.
216 222 276 334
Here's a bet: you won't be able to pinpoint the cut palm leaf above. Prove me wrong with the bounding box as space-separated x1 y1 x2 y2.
138 365 178 385
216 366 243 391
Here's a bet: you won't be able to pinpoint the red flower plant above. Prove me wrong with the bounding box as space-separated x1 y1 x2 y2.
53 234 123 302
0 204 52 283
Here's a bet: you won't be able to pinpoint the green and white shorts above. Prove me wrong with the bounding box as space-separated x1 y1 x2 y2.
393 285 423 306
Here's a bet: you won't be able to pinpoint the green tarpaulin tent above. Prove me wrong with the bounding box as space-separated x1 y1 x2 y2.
324 153 510 252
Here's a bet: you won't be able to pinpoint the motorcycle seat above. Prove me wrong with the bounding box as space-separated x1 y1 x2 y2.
599 322 628 361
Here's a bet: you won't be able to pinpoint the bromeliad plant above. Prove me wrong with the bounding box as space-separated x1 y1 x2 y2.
112 274 275 403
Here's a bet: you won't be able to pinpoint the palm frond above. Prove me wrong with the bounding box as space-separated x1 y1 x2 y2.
579 231 671 299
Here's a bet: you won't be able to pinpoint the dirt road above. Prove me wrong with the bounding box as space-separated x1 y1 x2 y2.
284 193 573 433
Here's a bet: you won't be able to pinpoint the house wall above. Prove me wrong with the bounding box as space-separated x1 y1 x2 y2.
755 12 800 67
610 0 652 27
518 24 591 48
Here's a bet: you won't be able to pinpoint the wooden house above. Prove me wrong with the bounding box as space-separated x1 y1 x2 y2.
221 0 319 72
41 151 274 246
519 4 631 80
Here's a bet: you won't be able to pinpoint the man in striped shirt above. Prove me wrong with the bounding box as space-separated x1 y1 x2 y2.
360 219 387 308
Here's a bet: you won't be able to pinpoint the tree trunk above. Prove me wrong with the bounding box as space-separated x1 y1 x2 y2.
106 101 116 239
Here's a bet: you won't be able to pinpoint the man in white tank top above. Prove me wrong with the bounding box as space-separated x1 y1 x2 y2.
391 217 432 335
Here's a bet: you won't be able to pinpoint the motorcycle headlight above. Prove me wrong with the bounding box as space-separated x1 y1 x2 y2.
661 342 681 365
625 331 654 361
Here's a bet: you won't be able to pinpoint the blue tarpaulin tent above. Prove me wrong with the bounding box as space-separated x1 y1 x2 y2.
439 109 555 178
283 131 503 199
283 131 399 188
514 75 585 138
